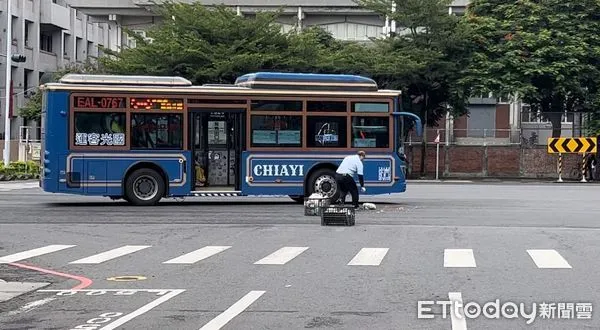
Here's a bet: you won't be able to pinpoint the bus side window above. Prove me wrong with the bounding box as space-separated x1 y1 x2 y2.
306 117 347 148
131 113 183 150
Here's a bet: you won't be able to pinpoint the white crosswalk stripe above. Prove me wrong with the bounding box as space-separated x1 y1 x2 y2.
444 249 476 268
527 249 572 268
347 248 389 266
0 245 76 263
69 245 151 264
163 246 231 264
253 247 309 265
0 244 579 271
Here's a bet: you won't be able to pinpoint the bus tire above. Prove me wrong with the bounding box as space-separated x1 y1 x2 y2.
307 168 340 202
124 168 165 206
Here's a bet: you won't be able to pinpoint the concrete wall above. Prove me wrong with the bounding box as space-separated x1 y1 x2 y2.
406 145 588 180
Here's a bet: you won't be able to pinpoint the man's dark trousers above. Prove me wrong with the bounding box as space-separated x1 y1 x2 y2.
335 173 359 207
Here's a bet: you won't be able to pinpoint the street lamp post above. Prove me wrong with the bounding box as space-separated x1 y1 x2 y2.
4 0 12 166
3 1 27 166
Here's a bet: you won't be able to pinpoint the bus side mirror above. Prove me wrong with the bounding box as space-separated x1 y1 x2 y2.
392 112 422 136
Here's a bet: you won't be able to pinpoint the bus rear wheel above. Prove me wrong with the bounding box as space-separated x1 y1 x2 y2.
124 168 165 206
308 168 340 202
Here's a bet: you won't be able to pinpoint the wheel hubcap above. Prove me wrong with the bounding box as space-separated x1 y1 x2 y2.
314 175 337 198
133 175 158 201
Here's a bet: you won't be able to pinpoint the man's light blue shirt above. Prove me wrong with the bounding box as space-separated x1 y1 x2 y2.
336 154 363 176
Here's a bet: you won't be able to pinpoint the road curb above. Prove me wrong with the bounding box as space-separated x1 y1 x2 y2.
0 279 50 303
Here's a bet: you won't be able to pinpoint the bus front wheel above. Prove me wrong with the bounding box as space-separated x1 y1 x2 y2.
124 168 165 206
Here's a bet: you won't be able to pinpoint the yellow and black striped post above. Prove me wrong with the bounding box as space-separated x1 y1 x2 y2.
581 153 587 182
557 153 563 182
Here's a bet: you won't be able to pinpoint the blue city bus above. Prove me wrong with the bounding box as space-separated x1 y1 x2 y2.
39 72 422 205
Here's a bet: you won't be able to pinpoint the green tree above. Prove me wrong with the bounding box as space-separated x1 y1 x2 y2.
355 0 473 176
19 61 102 121
461 0 600 137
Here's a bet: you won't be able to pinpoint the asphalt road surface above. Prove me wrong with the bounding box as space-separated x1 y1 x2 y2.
1 180 599 330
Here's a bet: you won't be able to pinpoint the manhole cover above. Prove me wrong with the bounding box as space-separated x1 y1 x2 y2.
106 275 147 282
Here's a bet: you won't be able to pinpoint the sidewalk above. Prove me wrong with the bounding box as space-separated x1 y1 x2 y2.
0 179 38 184
0 279 49 303
406 178 600 184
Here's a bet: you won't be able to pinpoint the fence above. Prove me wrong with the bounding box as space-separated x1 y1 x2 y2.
406 127 593 147
406 128 518 146
0 139 41 163
403 143 595 180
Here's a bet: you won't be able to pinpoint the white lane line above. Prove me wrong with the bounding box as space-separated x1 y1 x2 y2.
199 290 265 330
448 292 467 330
444 249 476 268
254 247 308 265
347 248 389 266
5 298 56 316
98 289 185 330
527 249 572 268
0 245 76 263
163 246 231 264
69 245 151 264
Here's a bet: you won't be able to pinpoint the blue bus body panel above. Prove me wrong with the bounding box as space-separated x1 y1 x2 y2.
49 151 192 197
61 152 191 196
40 90 69 194
240 151 406 196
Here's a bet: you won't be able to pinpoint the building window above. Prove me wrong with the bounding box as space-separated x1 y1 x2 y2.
11 17 17 45
87 41 94 57
352 102 389 113
63 33 71 57
131 113 183 149
307 101 346 112
76 37 82 61
40 33 52 52
251 100 302 111
250 115 302 147
307 116 347 148
351 117 389 148
73 112 126 146
25 21 33 48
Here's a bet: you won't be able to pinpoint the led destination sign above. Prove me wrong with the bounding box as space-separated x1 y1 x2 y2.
130 98 184 110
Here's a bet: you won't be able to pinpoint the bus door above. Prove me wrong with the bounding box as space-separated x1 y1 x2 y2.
191 111 243 190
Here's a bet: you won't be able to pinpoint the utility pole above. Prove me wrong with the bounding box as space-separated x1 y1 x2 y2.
3 1 26 166
3 0 12 166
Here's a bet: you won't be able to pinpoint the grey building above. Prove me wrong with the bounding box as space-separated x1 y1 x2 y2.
65 0 468 47
0 0 120 160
